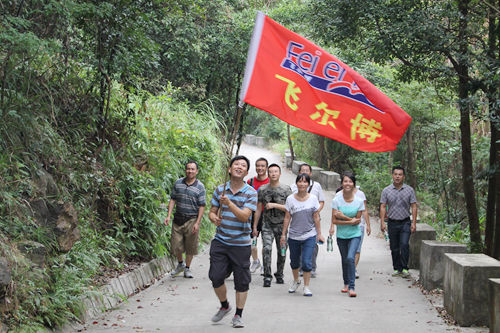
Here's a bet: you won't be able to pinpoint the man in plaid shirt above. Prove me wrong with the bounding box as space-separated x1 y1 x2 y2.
380 166 418 278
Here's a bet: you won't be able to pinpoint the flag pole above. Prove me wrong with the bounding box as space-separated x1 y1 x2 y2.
216 11 264 216
218 104 245 217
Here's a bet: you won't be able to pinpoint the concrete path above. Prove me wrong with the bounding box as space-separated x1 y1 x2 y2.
77 143 484 333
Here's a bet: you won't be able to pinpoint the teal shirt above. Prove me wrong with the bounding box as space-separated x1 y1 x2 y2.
331 195 365 239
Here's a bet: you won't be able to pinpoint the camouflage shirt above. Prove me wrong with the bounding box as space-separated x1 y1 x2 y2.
258 183 292 225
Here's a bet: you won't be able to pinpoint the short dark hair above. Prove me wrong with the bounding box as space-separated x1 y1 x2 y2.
185 160 198 169
299 163 312 173
392 166 405 175
255 157 268 167
268 163 281 173
230 155 250 171
341 171 356 186
295 173 311 185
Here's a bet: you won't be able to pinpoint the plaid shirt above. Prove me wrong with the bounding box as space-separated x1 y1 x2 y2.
380 183 417 220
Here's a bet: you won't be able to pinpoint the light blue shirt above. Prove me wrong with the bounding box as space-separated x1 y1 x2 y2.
332 195 365 239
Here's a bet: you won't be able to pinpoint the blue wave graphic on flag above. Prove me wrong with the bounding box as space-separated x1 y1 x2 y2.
281 59 384 114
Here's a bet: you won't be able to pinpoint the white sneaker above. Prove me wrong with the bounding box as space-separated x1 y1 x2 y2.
250 259 261 273
184 267 193 278
231 315 244 328
211 305 232 322
303 286 312 297
288 280 301 293
170 262 185 277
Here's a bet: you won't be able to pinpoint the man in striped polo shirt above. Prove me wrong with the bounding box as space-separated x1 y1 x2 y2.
164 161 206 279
208 155 257 328
380 166 418 278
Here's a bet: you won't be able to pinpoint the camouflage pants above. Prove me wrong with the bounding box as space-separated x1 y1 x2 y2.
262 222 285 280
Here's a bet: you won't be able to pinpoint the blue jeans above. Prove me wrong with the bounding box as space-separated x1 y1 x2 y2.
356 225 365 253
337 237 361 290
288 236 316 272
388 218 411 271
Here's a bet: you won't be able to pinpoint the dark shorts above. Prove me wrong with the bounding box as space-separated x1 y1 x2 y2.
208 239 251 292
252 212 264 233
257 214 263 232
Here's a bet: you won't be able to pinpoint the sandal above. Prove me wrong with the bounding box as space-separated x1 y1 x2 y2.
349 290 357 297
341 287 348 293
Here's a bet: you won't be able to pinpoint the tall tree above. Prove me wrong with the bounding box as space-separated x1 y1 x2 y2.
484 0 500 258
310 0 497 252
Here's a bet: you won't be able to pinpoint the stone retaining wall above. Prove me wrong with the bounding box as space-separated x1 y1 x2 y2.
490 278 500 333
444 253 500 327
408 223 436 269
52 256 175 332
419 240 467 291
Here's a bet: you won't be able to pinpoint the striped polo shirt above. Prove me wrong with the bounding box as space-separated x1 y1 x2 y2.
171 178 206 216
211 181 257 246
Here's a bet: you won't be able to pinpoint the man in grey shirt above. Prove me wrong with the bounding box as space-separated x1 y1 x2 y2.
165 161 206 278
380 166 417 278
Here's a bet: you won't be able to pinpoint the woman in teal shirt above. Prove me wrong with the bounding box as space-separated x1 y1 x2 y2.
330 172 365 297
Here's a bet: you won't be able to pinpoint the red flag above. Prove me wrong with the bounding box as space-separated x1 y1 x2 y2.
239 12 411 152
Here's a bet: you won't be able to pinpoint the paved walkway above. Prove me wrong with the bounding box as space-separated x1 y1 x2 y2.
77 143 484 333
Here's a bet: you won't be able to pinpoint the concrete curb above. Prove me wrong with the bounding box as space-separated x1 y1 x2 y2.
51 255 175 332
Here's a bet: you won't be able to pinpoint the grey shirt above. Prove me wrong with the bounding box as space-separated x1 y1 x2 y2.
380 183 417 220
285 194 320 240
171 178 206 216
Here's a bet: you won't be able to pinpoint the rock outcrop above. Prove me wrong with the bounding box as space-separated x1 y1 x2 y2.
31 199 80 252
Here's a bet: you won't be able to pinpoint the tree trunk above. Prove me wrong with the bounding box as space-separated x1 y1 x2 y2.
494 168 500 258
318 135 325 168
491 0 500 259
489 122 500 257
287 124 295 161
484 0 499 258
433 132 451 225
457 0 482 253
406 124 417 190
458 92 482 252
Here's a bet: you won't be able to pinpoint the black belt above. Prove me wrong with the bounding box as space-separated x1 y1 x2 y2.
388 217 410 223
173 213 198 226
178 214 197 218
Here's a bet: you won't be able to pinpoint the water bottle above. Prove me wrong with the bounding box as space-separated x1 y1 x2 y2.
280 244 286 256
384 231 389 242
327 236 333 252
252 237 257 246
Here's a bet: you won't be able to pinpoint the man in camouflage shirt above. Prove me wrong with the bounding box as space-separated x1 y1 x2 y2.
253 163 292 287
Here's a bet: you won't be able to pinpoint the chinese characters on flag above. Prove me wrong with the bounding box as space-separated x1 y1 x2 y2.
239 12 411 152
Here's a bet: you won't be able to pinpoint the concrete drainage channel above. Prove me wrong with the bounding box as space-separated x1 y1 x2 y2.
50 256 175 332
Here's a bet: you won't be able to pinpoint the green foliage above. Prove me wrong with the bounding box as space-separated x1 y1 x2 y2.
0 82 225 329
0 0 241 329
243 106 287 141
96 88 225 258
